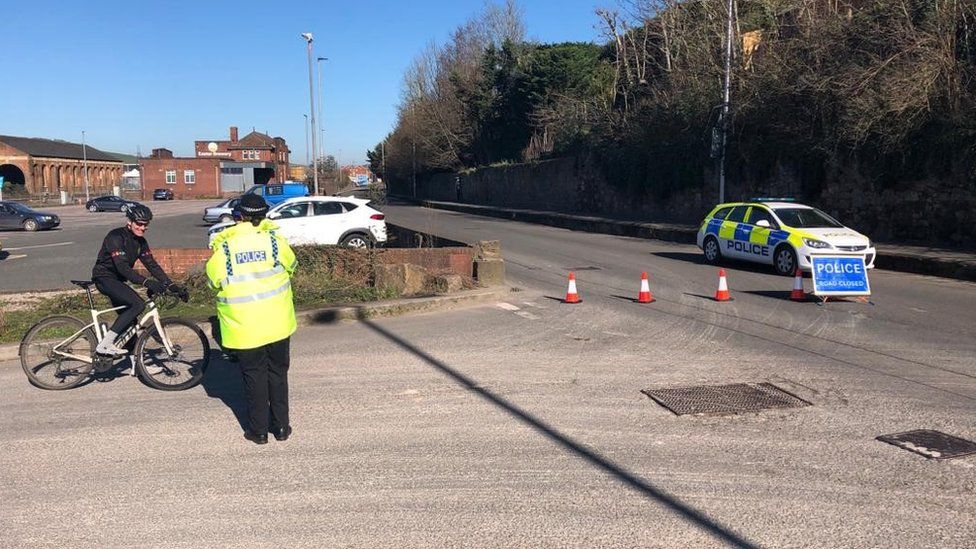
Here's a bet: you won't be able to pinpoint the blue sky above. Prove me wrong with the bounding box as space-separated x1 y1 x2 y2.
0 1 609 166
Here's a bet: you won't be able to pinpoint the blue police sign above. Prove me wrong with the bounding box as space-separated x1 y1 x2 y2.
810 255 871 296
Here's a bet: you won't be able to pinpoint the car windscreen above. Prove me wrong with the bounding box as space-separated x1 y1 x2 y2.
773 208 844 228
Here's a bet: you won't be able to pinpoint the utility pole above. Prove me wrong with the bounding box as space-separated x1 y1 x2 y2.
718 0 734 204
301 32 319 195
381 140 386 179
82 130 90 202
412 141 417 198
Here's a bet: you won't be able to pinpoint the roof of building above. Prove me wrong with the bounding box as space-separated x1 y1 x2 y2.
0 135 123 162
232 131 277 150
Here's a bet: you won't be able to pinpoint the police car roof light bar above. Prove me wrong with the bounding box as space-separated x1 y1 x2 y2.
750 197 797 202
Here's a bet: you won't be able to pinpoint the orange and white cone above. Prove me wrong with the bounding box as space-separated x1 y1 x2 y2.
637 272 654 303
790 268 806 301
564 272 581 304
714 269 732 301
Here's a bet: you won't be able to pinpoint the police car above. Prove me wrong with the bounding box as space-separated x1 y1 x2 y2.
696 199 876 276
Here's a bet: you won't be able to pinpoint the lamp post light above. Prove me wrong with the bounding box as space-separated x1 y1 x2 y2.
301 32 319 195
82 130 90 202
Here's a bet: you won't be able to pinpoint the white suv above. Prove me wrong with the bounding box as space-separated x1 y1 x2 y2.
208 196 387 248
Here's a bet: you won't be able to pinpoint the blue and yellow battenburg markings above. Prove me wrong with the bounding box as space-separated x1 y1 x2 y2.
706 219 791 257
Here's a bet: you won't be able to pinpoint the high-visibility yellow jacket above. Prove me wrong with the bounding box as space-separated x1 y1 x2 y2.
206 219 297 350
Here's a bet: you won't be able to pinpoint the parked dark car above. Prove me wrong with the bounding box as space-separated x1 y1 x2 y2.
153 188 174 200
0 201 60 231
86 195 142 213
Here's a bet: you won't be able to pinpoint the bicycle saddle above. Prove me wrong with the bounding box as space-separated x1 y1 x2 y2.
71 280 96 288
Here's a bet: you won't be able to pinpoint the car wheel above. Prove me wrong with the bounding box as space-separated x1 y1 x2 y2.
23 219 39 232
88 204 99 212
773 245 797 276
703 236 722 265
121 205 129 213
219 215 233 223
340 233 371 249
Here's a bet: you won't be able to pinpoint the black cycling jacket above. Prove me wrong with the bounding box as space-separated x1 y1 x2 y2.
92 227 171 286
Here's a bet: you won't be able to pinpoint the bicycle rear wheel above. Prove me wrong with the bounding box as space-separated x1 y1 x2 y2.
20 316 96 390
134 318 210 391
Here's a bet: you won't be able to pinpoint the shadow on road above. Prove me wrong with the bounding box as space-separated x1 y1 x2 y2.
200 317 247 430
356 312 760 549
200 353 248 431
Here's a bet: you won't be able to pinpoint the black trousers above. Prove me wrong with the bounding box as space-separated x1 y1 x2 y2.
237 337 290 435
94 277 145 334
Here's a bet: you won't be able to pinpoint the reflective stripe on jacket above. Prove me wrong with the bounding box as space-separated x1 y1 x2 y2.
206 219 297 350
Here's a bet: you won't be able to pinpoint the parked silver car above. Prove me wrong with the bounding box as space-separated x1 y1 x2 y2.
202 197 240 224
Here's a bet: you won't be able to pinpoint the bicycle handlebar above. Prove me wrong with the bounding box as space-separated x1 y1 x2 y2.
148 285 189 303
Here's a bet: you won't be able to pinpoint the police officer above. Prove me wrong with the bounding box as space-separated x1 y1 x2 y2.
206 194 297 445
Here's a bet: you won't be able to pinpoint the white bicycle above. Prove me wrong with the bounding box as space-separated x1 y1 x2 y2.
19 280 210 391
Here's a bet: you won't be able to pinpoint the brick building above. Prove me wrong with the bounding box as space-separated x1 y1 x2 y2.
139 126 290 199
0 135 123 197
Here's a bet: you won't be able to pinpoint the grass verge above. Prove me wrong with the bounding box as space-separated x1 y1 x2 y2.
0 246 401 345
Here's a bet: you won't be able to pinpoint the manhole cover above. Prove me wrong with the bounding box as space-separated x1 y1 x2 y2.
642 382 810 416
877 430 976 460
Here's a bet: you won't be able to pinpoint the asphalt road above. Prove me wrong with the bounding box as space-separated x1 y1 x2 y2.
0 200 214 292
1 201 974 547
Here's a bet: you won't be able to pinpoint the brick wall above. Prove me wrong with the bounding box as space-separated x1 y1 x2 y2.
377 247 473 278
136 248 212 279
143 246 475 280
139 157 222 199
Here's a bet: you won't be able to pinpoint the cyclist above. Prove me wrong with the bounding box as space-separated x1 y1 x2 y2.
91 204 185 355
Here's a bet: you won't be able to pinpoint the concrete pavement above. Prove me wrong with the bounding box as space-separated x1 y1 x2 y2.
2 293 974 547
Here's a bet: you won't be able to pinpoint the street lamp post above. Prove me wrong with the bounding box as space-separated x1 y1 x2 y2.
301 32 319 195
303 114 309 167
317 57 327 166
82 130 90 202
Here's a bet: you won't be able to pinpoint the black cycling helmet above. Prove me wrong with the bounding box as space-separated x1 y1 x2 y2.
125 204 153 223
238 193 269 218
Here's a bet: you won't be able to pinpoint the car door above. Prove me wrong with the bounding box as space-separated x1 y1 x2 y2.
0 204 17 229
744 206 777 265
310 201 346 244
719 205 749 259
270 202 311 244
107 196 123 211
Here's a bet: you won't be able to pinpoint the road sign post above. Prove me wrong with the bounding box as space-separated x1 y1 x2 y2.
810 255 871 303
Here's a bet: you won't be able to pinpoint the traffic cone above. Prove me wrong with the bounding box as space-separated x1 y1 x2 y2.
714 269 732 301
637 272 654 303
790 268 806 301
564 272 581 304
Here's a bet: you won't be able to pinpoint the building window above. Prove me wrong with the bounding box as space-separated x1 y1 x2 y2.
165 170 176 184
184 170 196 184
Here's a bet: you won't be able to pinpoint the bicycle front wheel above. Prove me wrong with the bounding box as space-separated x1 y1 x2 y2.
20 315 96 390
134 318 210 391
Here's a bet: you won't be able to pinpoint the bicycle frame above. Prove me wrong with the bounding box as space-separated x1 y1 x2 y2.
51 298 175 370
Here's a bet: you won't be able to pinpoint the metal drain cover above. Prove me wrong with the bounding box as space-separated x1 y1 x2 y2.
642 382 810 416
877 430 976 460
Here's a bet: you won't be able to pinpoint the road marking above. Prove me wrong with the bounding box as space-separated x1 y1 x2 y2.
515 311 540 320
3 241 74 251
2 254 27 260
496 302 520 311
